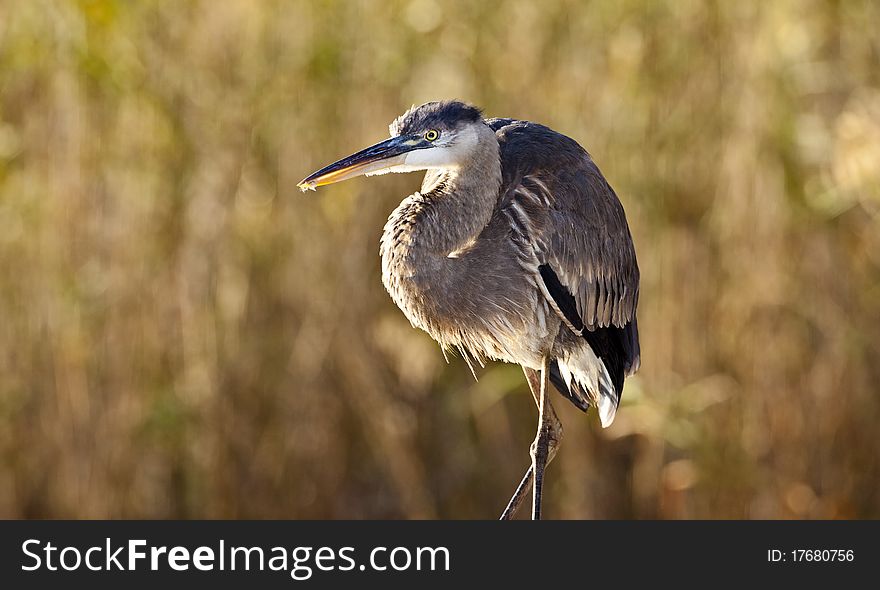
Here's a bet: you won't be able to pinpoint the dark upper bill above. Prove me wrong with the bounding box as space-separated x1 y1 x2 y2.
298 135 429 191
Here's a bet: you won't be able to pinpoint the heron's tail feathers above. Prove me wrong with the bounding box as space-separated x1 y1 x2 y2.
555 347 619 428
549 360 589 412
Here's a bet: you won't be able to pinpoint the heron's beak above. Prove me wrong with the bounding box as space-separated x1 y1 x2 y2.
298 135 428 191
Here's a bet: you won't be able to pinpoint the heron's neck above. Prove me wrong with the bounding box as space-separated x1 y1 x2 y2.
390 129 502 258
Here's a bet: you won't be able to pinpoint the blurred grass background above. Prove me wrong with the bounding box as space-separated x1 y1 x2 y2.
1 0 879 519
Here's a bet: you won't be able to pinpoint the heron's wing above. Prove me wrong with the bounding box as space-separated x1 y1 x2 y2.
493 119 640 374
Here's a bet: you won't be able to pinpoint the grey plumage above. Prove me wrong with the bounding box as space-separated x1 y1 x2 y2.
299 100 640 519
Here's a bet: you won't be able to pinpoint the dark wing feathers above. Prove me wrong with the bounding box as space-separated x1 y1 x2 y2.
538 263 583 333
489 118 641 400
544 161 639 331
541 264 640 396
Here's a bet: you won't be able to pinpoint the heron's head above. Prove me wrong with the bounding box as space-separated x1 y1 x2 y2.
298 101 485 191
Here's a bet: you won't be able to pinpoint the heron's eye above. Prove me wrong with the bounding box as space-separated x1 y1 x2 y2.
424 129 440 142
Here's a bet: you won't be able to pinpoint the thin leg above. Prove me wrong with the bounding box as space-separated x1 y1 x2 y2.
531 356 552 520
499 465 532 520
499 361 563 520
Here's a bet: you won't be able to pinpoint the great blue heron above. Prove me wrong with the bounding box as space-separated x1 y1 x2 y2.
299 101 640 520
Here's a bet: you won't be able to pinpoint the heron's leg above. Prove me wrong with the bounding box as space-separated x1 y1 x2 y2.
530 356 553 519
499 362 563 520
499 465 533 520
